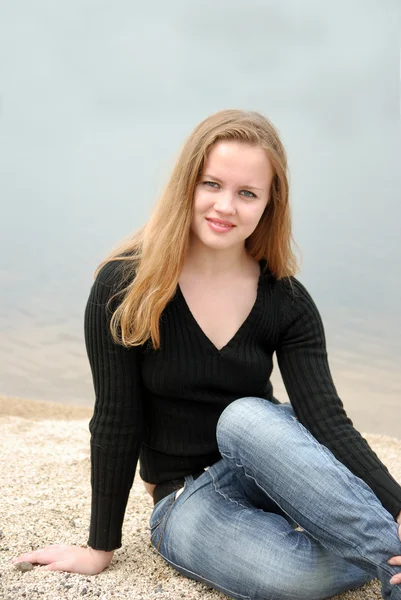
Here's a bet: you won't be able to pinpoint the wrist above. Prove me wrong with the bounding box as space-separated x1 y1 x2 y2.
87 547 115 563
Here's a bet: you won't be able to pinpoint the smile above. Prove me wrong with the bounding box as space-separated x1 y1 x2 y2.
206 219 236 233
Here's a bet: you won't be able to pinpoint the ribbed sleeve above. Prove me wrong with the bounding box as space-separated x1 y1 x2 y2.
84 260 144 551
276 277 401 519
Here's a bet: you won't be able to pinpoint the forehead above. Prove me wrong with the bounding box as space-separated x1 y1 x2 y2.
203 141 273 182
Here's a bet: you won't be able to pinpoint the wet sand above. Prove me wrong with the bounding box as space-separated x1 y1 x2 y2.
1 394 400 600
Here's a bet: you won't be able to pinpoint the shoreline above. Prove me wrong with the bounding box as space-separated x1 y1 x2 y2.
1 393 400 441
0 394 93 421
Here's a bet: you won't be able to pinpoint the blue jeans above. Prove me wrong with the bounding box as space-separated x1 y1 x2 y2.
149 398 401 599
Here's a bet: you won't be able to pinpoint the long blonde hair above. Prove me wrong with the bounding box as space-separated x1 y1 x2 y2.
95 109 299 350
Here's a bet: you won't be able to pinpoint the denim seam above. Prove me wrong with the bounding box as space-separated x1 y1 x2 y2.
155 495 178 552
221 450 396 581
208 467 252 510
150 492 176 532
157 551 252 600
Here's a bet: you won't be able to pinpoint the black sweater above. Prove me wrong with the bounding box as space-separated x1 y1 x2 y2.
84 258 401 551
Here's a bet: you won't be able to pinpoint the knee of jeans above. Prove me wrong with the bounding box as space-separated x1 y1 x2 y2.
216 396 283 454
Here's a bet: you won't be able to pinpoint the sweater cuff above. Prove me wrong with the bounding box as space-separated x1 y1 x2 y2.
87 490 130 551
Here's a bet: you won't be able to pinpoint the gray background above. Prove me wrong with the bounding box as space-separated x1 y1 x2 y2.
0 0 400 436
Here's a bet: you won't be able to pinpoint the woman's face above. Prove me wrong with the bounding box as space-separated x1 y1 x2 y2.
190 140 274 251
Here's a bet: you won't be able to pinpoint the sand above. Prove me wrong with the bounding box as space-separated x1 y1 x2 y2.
1 394 400 600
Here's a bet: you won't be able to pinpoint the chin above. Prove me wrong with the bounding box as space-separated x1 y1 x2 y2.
200 235 243 252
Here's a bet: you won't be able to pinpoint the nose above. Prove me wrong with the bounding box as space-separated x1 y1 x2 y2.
214 191 236 214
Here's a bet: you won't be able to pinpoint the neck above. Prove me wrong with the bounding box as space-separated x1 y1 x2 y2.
183 238 254 279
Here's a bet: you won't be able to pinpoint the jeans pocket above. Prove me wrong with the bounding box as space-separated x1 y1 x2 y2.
149 482 189 551
150 492 175 533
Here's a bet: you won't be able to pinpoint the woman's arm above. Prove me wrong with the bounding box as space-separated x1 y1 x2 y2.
84 260 145 551
276 277 401 521
11 261 143 573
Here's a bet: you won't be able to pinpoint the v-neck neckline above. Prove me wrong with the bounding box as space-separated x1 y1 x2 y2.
176 259 266 357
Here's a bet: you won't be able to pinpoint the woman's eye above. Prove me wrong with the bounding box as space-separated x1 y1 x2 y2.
240 190 256 198
203 181 219 188
201 182 255 198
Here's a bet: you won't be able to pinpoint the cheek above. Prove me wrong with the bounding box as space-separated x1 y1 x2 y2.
193 189 213 215
243 204 266 225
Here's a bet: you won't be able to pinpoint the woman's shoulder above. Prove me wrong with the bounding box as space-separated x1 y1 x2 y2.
276 275 320 316
87 256 137 315
95 252 137 290
279 275 310 298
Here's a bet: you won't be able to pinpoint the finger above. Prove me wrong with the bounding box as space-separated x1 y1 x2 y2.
390 574 401 585
388 556 401 565
42 561 70 572
12 553 41 564
41 544 68 551
12 545 68 563
12 551 52 565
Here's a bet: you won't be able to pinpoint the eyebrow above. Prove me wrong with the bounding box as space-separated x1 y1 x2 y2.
202 174 264 192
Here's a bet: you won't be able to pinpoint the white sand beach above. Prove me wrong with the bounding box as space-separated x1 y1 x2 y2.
1 394 400 600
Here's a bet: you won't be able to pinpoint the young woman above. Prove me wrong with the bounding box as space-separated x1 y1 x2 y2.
13 110 401 599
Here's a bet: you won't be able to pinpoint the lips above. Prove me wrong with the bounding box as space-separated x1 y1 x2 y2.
206 218 235 227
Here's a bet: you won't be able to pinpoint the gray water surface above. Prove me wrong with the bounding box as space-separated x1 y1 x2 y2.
1 0 400 437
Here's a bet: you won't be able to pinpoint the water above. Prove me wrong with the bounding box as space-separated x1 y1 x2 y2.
0 1 400 437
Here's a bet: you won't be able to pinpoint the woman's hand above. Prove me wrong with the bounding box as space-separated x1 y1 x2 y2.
388 512 401 585
11 544 114 575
